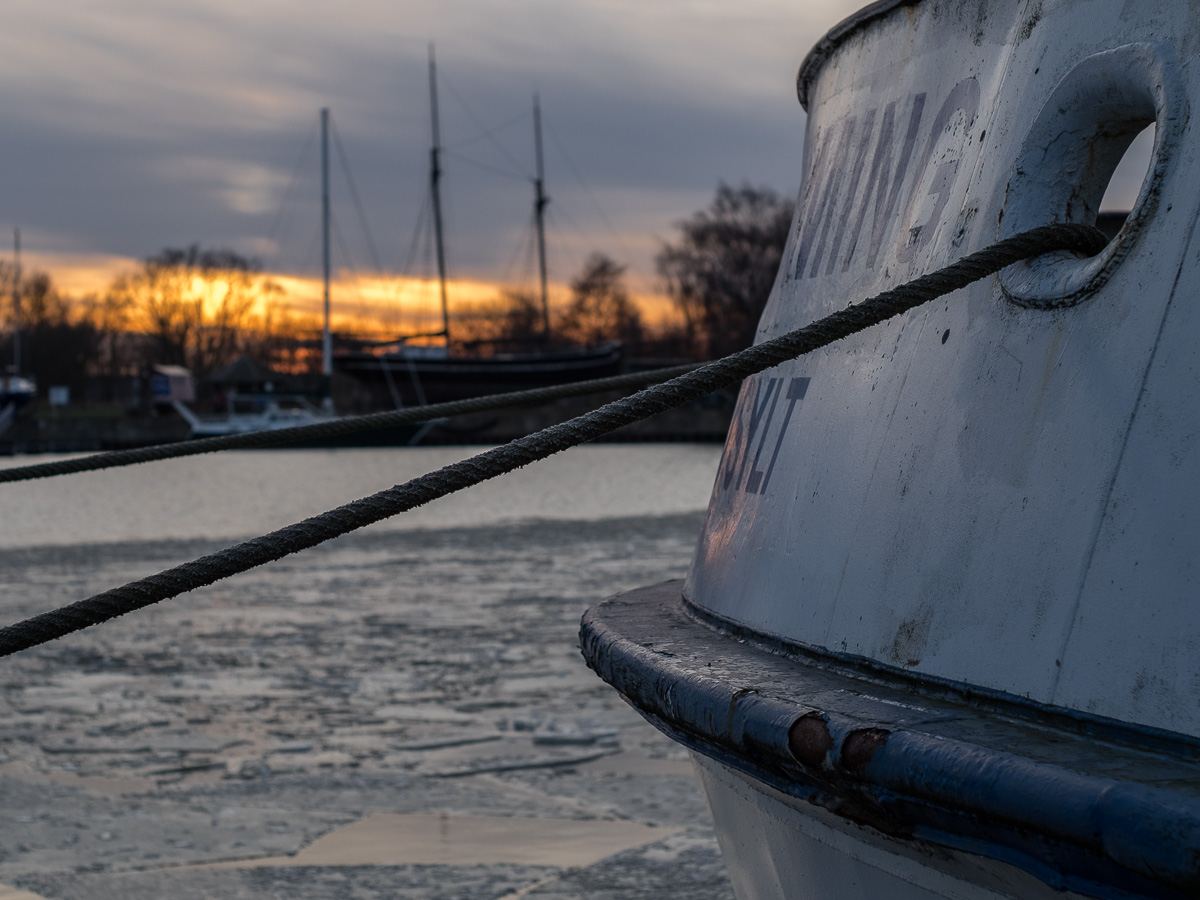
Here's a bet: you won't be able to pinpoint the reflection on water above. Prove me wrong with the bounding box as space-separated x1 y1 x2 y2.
0 444 723 549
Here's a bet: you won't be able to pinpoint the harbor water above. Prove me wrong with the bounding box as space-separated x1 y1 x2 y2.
0 445 734 899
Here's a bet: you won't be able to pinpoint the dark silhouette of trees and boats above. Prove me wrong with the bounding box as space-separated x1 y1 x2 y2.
657 182 793 359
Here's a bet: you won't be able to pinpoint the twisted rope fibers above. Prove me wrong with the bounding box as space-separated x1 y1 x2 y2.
0 364 704 484
0 224 1108 658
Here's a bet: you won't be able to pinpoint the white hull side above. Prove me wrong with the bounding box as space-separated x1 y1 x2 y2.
686 0 1200 737
692 754 1092 900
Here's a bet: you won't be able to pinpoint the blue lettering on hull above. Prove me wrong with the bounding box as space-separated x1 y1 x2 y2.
719 376 810 496
791 77 979 279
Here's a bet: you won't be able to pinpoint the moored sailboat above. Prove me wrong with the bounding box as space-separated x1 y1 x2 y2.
334 48 626 411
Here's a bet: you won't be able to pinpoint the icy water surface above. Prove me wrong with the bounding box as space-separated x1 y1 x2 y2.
0 444 723 547
0 444 735 899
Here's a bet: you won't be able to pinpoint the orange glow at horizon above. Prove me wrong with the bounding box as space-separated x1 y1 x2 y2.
259 271 678 335
31 251 679 336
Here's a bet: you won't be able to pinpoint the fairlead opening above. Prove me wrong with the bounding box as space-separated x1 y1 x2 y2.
999 43 1182 309
1096 123 1157 239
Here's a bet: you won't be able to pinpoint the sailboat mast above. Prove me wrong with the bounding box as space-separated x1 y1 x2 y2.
533 94 551 341
11 228 19 377
428 45 451 344
320 108 332 377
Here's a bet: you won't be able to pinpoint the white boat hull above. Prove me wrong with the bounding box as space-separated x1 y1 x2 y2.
584 1 1200 897
581 584 1200 900
693 756 1091 900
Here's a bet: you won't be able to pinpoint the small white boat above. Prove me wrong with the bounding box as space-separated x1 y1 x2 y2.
0 375 36 438
583 2 1200 898
0 374 36 408
171 396 332 438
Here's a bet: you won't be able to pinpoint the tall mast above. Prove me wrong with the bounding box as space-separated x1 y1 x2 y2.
533 94 551 340
428 44 451 343
320 108 332 378
10 228 19 377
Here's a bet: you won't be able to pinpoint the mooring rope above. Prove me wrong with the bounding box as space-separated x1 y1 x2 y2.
0 224 1107 658
0 363 704 484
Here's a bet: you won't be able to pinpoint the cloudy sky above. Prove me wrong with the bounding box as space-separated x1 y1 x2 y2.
0 0 868 322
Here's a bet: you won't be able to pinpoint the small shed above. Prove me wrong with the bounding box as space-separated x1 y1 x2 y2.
150 365 195 404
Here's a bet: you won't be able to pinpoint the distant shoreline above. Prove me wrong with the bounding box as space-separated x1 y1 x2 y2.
0 394 732 455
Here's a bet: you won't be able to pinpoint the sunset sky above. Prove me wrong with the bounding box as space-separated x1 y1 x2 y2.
1 1 1150 335
0 0 871 330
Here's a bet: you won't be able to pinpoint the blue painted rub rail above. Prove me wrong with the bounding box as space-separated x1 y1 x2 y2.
579 581 1200 900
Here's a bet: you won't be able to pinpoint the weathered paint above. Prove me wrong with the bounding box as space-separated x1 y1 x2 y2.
581 582 1200 899
582 2 1200 896
686 0 1200 738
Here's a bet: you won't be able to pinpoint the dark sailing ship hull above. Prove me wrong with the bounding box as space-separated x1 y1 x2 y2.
334 342 623 409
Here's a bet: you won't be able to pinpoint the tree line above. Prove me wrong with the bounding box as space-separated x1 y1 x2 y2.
1 183 793 400
446 182 794 360
0 246 314 400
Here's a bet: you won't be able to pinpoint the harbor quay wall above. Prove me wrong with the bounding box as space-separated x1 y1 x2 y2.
0 388 734 454
0 413 190 455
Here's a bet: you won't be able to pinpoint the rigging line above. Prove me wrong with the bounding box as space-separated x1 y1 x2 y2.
402 188 431 277
440 74 531 177
444 109 530 153
331 210 359 280
0 225 1111 655
330 212 376 328
544 119 633 259
524 207 539 296
546 203 590 243
300 221 322 279
543 205 590 280
329 115 387 276
380 257 405 334
422 186 436 282
421 197 441 335
267 118 320 248
442 149 530 183
390 202 425 338
500 208 534 285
